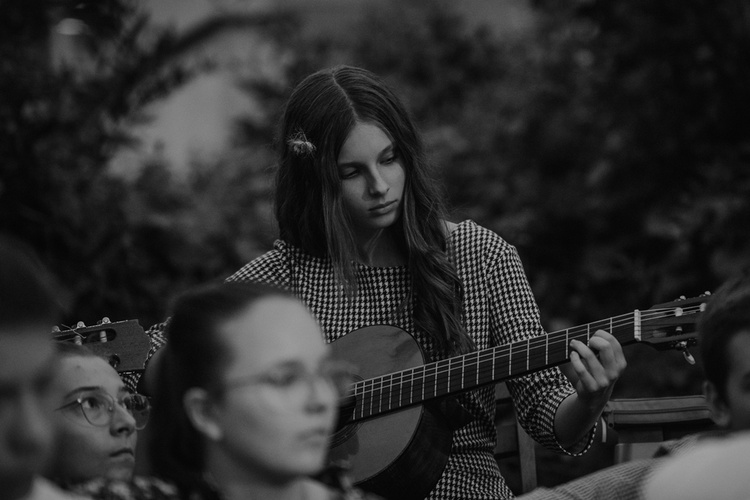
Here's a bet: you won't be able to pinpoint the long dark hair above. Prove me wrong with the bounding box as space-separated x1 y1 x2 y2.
274 65 473 355
148 281 291 496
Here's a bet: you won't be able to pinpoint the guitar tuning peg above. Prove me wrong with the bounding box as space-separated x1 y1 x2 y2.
704 291 711 296
97 317 111 325
76 321 86 328
51 325 60 333
679 295 686 300
676 341 695 365
682 350 695 365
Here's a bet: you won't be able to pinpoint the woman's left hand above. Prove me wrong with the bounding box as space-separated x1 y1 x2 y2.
566 329 627 407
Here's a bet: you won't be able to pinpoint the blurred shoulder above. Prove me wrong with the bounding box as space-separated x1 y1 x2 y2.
28 477 89 500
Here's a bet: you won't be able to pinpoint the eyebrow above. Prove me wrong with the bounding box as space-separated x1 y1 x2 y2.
337 144 395 168
63 384 131 400
63 385 104 400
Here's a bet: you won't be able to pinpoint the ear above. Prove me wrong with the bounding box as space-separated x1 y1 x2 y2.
703 380 731 428
183 387 223 441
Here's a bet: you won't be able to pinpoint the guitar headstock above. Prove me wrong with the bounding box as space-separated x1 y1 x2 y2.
52 318 150 372
638 294 711 356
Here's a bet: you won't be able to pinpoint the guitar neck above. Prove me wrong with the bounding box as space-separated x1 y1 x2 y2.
348 302 702 423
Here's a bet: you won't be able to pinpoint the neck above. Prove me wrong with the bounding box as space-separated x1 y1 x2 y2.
205 451 320 500
354 227 406 267
219 479 313 500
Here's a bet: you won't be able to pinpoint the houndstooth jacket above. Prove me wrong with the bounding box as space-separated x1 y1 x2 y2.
225 220 592 500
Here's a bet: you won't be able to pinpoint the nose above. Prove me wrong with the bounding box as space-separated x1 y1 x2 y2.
110 402 137 436
304 375 337 414
367 167 389 197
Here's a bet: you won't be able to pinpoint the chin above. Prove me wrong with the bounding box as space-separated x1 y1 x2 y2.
103 465 135 482
289 452 329 477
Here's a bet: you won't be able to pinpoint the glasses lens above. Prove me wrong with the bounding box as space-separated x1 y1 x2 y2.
79 392 112 427
124 394 151 429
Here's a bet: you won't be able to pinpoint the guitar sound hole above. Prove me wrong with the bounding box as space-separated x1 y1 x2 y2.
330 420 361 447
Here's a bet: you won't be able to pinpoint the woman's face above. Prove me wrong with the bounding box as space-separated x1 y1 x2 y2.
337 121 406 241
210 296 339 482
49 355 137 483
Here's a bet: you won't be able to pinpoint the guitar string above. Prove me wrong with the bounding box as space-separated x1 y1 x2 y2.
351 305 703 416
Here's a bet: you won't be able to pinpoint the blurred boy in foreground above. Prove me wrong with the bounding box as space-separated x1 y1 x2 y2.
0 237 81 500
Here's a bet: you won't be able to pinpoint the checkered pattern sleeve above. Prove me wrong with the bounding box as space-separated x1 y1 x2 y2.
120 320 168 393
451 221 590 456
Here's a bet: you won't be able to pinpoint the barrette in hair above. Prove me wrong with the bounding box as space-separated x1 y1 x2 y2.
287 131 316 157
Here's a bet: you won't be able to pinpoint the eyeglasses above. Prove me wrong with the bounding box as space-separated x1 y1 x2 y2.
222 359 355 400
56 390 151 430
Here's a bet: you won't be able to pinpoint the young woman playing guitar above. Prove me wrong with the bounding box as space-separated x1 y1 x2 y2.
223 65 627 499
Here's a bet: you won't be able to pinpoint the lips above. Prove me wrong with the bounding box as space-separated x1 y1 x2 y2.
369 200 397 213
110 448 134 458
299 426 331 444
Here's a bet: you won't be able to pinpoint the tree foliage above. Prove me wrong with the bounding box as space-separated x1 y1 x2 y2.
0 0 291 326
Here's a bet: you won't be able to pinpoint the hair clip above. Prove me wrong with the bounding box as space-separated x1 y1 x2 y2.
287 131 316 157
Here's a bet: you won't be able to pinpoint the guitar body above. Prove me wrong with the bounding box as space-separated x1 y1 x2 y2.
328 325 453 500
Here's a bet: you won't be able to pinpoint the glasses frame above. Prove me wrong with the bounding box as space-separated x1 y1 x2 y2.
56 390 151 430
221 359 356 398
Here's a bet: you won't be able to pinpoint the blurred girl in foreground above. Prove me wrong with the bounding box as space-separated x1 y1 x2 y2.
148 282 375 500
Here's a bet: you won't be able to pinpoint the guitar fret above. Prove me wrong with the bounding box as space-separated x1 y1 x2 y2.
377 377 383 415
408 368 414 405
373 378 381 418
386 375 398 410
446 357 451 394
526 337 530 372
365 379 372 419
476 351 480 385
508 346 512 377
421 368 425 401
461 357 465 391
396 372 402 410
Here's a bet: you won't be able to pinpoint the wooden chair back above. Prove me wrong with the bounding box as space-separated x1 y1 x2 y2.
494 382 538 494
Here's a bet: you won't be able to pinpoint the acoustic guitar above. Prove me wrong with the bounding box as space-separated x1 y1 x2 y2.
328 295 708 499
52 318 150 373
